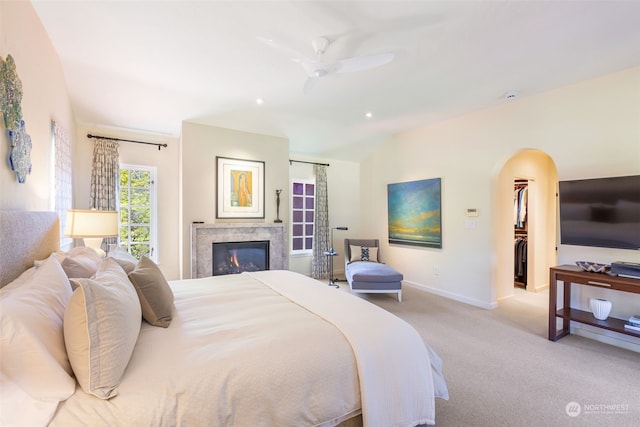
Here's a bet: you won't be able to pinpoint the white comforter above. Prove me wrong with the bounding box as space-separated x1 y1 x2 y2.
253 271 448 427
51 270 447 426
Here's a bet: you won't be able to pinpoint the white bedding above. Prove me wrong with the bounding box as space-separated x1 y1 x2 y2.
253 270 449 427
50 270 447 426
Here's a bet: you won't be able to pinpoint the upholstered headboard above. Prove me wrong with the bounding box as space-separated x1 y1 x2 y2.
344 239 381 263
0 211 60 288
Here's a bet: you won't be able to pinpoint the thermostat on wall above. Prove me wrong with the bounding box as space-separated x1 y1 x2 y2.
466 208 479 217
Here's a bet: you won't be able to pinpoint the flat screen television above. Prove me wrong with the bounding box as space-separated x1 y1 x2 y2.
558 175 640 250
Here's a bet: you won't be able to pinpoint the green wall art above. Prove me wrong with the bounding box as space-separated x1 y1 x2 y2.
387 177 442 248
1 54 32 183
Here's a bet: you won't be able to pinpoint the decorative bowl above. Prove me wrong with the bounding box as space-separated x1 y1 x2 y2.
575 261 610 273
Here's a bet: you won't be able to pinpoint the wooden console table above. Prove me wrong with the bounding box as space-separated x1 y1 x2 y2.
548 265 640 341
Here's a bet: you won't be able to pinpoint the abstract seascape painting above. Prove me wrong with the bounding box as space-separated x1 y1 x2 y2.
387 178 442 248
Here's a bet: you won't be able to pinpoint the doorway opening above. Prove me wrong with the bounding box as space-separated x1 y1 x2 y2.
494 149 558 302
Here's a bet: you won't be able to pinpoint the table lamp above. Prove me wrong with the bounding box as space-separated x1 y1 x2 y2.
64 209 118 257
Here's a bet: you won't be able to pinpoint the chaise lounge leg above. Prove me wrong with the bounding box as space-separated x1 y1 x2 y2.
397 291 402 302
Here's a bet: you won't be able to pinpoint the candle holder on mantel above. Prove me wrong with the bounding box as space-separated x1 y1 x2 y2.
274 189 283 223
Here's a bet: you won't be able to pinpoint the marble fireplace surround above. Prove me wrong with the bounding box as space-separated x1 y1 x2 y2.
191 223 287 278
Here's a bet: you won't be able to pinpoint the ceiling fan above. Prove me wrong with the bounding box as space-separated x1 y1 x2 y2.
257 36 395 94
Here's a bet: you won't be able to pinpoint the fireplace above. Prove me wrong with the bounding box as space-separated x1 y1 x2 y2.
191 223 285 279
212 240 270 276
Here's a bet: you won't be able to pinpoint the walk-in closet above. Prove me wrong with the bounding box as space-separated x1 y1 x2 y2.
514 179 528 288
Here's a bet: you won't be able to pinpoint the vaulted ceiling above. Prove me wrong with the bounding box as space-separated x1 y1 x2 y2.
32 1 640 160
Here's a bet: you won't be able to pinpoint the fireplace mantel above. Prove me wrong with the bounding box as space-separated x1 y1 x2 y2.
191 223 287 278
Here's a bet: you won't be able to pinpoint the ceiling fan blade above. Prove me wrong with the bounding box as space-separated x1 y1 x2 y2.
256 36 313 63
259 35 394 94
298 59 327 77
333 52 395 74
303 76 321 95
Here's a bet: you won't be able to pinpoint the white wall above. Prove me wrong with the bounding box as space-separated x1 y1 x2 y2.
361 128 498 307
0 1 75 211
360 67 640 313
0 3 183 280
288 154 360 277
360 67 640 349
73 124 181 280
181 121 290 278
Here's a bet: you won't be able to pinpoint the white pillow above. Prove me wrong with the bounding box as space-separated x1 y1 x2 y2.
33 250 68 268
349 245 379 262
0 254 75 407
1 265 37 291
107 245 138 274
64 257 142 399
67 246 103 261
0 372 60 427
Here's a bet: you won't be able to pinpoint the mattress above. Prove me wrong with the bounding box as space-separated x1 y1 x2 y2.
50 270 447 426
50 272 361 426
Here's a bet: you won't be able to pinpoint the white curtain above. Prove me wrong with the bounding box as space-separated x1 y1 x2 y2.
52 121 72 247
90 138 119 249
311 164 329 279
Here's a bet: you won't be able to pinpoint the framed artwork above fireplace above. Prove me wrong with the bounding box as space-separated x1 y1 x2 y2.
216 156 265 219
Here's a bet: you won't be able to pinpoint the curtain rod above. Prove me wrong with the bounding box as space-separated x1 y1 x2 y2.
87 133 168 151
289 159 330 167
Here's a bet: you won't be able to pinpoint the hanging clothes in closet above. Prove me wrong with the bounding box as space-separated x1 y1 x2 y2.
514 181 528 288
514 184 528 229
514 237 527 288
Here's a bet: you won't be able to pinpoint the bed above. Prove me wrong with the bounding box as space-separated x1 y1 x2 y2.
0 211 448 427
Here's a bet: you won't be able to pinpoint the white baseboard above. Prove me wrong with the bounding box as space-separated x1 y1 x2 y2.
571 324 640 353
404 282 639 353
532 284 549 293
404 280 498 309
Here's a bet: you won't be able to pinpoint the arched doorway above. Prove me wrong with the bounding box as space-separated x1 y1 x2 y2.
493 149 559 301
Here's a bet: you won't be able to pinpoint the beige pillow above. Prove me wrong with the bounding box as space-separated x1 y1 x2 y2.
107 245 138 274
128 256 174 328
64 258 141 399
60 247 102 278
349 245 379 262
61 257 97 278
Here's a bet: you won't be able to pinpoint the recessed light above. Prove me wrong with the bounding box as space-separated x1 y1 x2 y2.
365 112 373 119
256 98 264 105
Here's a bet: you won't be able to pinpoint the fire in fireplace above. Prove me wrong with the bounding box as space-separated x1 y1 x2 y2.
212 240 270 276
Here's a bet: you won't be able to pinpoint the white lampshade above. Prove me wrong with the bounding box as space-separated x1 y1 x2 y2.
65 209 118 238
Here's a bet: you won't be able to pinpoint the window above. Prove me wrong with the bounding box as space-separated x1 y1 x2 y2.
291 180 315 253
50 121 72 249
119 164 157 262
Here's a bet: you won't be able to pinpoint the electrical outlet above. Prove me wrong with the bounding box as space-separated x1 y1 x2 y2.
433 266 440 276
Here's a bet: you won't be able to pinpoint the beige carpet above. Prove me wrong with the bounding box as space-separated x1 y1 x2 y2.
330 281 640 427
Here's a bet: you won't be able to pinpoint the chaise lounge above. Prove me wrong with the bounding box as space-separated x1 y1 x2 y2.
344 239 403 302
